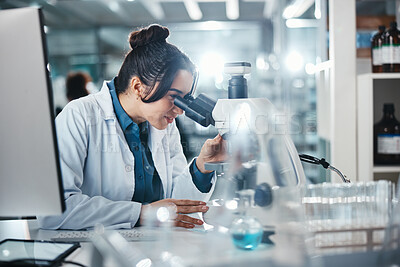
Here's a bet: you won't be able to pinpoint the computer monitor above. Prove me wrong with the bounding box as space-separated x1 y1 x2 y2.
0 7 65 217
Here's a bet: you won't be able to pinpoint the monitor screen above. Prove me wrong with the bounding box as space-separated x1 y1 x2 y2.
0 7 65 217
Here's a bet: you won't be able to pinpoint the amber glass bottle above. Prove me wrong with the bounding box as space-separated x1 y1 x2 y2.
371 25 385 73
374 103 400 165
382 22 400 72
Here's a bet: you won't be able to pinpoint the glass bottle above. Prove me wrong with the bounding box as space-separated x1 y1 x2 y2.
382 22 400 72
374 103 400 165
371 25 385 73
230 190 263 250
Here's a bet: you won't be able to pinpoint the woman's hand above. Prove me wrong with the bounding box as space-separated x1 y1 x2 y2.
196 134 227 173
140 199 209 229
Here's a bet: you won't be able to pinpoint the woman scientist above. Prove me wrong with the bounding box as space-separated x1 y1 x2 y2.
38 24 226 230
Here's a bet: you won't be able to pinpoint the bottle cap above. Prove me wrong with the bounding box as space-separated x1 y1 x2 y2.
390 21 398 29
383 103 395 113
379 25 386 32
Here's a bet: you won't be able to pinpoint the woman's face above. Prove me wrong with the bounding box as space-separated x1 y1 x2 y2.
141 69 193 130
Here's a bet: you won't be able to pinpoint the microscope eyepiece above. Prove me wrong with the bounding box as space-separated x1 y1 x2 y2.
174 93 216 127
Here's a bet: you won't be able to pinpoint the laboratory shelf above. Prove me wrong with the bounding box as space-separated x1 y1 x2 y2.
363 73 400 79
357 73 400 182
372 166 400 173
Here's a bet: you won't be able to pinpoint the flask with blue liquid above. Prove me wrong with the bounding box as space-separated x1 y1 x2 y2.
230 190 263 250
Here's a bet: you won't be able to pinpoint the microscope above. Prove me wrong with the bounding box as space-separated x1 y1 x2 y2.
174 62 306 196
174 62 310 246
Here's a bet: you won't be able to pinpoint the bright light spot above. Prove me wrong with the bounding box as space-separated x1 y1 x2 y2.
226 0 239 20
200 52 224 77
256 55 269 71
285 51 304 72
225 200 238 210
156 207 170 222
201 21 223 31
185 0 202 20
2 249 10 257
43 26 49 34
127 0 135 2
256 56 265 69
286 19 302 28
283 5 296 19
314 9 321 19
286 19 317 28
161 251 172 262
217 226 229 233
292 78 305 88
305 63 316 75
136 258 152 267
108 1 120 12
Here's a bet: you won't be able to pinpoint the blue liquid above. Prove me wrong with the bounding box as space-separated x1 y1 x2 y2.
232 231 263 250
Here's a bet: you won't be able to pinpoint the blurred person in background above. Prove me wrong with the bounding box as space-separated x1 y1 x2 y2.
55 71 91 115
66 71 91 102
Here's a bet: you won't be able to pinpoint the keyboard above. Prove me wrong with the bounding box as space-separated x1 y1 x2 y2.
51 229 156 242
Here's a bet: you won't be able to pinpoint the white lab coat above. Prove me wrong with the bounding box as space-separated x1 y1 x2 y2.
38 81 216 230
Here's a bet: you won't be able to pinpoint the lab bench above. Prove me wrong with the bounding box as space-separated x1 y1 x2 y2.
0 219 398 267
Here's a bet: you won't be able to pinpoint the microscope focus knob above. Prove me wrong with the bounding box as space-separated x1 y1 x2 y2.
254 183 273 207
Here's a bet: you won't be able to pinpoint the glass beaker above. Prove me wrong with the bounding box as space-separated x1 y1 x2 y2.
230 189 263 250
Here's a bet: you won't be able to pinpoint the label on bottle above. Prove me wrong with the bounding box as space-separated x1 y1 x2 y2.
382 45 390 63
377 134 400 154
382 44 400 64
372 48 382 65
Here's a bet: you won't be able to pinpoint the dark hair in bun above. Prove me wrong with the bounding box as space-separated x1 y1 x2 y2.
129 24 169 49
115 24 195 103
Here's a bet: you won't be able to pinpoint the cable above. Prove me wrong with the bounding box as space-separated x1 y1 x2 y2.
61 260 87 267
299 154 329 168
3 258 87 267
299 153 351 183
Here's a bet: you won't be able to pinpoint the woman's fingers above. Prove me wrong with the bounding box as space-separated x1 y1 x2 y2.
176 205 209 214
153 199 209 213
177 214 203 225
175 220 195 228
145 199 209 229
167 199 206 206
175 214 204 228
164 199 208 213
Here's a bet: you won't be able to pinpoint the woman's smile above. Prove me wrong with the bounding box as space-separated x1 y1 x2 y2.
165 115 176 124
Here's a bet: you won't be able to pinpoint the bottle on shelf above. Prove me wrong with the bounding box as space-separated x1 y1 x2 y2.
382 21 400 72
371 25 386 73
374 103 400 165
